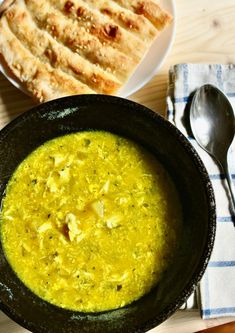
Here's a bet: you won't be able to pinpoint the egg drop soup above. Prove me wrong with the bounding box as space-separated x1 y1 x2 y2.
0 131 181 312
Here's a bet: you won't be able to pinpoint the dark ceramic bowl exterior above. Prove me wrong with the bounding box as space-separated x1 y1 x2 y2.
0 95 216 333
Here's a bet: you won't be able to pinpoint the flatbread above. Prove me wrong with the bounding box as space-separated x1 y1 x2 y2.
0 18 96 102
111 0 172 30
3 0 122 94
0 0 172 102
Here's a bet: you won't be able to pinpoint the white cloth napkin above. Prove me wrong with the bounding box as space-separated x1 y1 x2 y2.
167 64 235 319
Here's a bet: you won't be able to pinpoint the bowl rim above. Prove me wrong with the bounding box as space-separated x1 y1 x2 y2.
0 94 216 333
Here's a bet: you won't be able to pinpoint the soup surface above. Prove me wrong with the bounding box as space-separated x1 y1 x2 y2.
1 131 181 312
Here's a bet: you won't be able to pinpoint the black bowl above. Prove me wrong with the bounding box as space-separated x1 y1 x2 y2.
0 95 216 333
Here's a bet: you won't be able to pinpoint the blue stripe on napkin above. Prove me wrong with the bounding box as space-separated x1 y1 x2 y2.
217 216 235 223
203 307 235 317
208 261 235 267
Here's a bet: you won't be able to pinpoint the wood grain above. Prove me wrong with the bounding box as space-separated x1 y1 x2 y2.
1 0 235 332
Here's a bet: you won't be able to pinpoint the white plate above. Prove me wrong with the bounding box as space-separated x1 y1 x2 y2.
0 0 176 98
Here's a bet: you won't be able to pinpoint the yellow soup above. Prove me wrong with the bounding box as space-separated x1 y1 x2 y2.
0 131 181 312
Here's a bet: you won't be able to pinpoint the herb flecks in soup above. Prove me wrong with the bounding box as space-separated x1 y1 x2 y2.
1 131 181 312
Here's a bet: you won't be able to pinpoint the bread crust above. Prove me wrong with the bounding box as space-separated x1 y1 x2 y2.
112 0 173 29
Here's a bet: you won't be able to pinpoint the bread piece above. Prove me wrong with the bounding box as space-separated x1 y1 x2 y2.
4 0 122 94
25 0 142 81
47 0 156 45
78 0 158 41
0 0 172 102
111 0 172 30
0 17 95 102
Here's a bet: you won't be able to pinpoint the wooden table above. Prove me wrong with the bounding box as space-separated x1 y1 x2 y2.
0 0 235 332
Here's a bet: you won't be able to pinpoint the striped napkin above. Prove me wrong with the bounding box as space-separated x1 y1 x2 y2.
167 64 235 319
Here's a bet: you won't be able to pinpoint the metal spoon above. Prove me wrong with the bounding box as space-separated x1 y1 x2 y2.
190 84 235 211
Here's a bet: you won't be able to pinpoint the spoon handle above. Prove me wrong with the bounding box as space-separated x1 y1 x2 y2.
221 159 235 214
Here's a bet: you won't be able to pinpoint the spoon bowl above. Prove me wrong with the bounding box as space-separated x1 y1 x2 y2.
190 84 235 210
